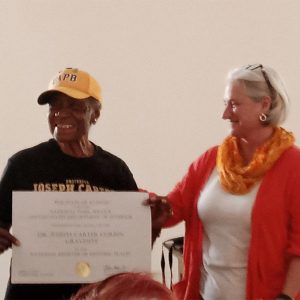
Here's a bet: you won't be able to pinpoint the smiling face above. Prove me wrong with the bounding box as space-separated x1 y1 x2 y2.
222 80 269 139
48 93 98 144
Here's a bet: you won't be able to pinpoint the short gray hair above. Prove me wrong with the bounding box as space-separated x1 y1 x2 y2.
226 64 289 126
87 96 102 111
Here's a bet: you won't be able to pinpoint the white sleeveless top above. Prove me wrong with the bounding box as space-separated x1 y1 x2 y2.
197 168 260 300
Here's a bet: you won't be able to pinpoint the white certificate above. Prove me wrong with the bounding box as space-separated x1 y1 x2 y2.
11 191 151 284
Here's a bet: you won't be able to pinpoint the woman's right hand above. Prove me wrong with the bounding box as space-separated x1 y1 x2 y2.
0 228 20 254
144 194 173 245
144 195 173 230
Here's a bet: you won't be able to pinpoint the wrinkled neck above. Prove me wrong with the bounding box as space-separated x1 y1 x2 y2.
57 139 95 158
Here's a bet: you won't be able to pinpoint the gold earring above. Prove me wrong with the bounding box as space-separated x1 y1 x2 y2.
259 113 267 122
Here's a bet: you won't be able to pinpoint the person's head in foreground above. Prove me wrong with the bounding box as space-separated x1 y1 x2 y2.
38 67 102 157
70 272 176 300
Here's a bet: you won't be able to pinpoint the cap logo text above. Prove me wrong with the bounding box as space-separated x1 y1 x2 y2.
53 73 77 85
59 74 77 81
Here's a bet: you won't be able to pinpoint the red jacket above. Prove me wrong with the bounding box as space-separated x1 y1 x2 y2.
165 146 300 300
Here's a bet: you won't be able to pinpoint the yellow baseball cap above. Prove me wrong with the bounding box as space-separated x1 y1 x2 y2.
37 68 102 104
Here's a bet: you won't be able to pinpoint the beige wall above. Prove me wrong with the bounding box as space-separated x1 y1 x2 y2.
1 0 300 297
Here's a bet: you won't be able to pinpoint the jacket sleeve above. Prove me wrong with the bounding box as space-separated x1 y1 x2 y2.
287 150 300 257
165 147 218 227
0 159 15 229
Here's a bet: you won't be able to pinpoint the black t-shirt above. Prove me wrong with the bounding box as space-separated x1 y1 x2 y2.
0 139 138 299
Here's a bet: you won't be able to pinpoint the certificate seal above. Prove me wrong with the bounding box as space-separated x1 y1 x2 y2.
75 262 91 278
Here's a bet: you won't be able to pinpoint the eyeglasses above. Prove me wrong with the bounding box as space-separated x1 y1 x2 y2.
245 64 275 99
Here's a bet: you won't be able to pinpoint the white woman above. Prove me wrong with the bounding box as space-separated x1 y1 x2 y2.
148 64 300 299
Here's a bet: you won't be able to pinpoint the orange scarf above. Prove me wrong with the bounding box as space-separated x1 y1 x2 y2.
217 127 295 195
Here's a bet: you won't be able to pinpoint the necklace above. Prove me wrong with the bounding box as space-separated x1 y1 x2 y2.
216 127 295 194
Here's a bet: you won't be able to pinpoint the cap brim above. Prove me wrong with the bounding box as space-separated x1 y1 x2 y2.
37 87 91 105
